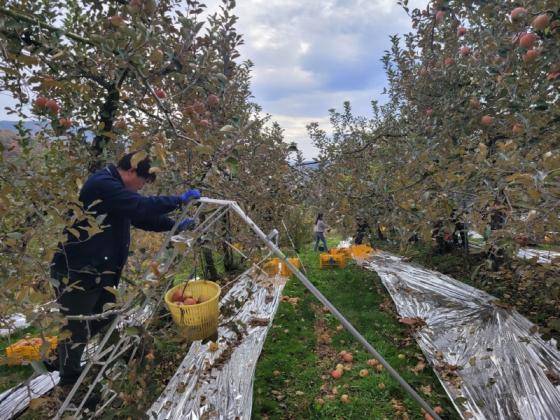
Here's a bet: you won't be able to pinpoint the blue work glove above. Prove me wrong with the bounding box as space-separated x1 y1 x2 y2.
178 218 196 231
180 188 201 203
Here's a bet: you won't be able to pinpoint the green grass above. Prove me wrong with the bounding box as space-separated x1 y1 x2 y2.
252 239 458 419
0 326 38 393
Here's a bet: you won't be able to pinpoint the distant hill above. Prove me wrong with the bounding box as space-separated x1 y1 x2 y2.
0 120 43 133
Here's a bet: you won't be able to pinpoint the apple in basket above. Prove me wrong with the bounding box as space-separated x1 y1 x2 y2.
183 297 198 305
172 290 184 302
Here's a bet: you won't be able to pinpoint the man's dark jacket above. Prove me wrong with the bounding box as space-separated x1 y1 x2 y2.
51 165 182 289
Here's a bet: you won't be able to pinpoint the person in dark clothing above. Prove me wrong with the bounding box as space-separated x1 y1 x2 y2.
354 218 372 246
50 151 200 388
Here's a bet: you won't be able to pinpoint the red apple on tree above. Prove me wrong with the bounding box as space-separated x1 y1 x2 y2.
58 118 72 129
510 7 527 22
523 49 540 63
460 47 471 57
519 33 537 49
532 14 550 31
207 94 220 106
45 99 59 114
480 115 494 126
435 11 445 23
456 26 466 36
35 96 48 108
154 88 166 99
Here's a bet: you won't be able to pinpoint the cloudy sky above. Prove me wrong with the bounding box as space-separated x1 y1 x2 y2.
207 0 426 158
0 0 425 158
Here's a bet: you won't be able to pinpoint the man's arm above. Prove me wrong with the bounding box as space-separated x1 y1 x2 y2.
131 215 176 232
94 178 182 220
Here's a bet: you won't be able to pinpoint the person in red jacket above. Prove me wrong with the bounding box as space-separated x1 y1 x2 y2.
50 151 200 389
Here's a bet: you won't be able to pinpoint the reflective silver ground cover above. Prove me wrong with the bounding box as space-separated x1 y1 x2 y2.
362 251 560 420
517 248 560 264
148 271 286 420
0 372 59 418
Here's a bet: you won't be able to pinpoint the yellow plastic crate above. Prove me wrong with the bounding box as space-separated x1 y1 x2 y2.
6 336 58 365
330 248 352 260
320 253 347 269
263 258 281 275
165 280 221 342
350 244 374 257
280 257 302 277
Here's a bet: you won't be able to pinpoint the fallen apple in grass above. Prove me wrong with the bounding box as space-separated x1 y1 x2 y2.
331 369 343 379
340 394 350 403
376 364 385 373
359 369 369 377
378 382 386 390
367 358 379 367
342 352 353 363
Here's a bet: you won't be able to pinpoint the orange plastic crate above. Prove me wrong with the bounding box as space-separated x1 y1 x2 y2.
280 258 302 277
350 244 374 257
5 336 58 365
263 258 281 275
320 253 347 269
330 248 351 260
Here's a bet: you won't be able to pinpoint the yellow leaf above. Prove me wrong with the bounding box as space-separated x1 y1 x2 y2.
131 150 147 169
527 189 541 201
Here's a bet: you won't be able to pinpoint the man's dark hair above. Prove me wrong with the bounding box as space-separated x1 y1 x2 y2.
117 151 156 182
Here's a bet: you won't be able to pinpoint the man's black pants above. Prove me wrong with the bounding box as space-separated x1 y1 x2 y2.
51 272 117 386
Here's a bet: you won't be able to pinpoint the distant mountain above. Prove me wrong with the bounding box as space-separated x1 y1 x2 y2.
0 120 43 133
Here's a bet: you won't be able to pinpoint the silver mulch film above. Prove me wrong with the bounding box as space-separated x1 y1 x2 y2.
517 248 560 264
361 251 560 420
0 372 60 418
148 271 287 420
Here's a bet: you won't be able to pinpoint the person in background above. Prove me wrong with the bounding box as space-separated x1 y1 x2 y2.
50 151 200 395
354 217 373 246
313 213 329 252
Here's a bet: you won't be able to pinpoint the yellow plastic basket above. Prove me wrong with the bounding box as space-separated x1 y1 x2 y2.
280 257 302 277
164 280 221 342
330 248 352 260
350 244 374 257
5 336 58 365
320 253 347 269
263 258 281 275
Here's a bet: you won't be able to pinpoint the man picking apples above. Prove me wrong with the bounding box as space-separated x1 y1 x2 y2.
49 151 200 398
